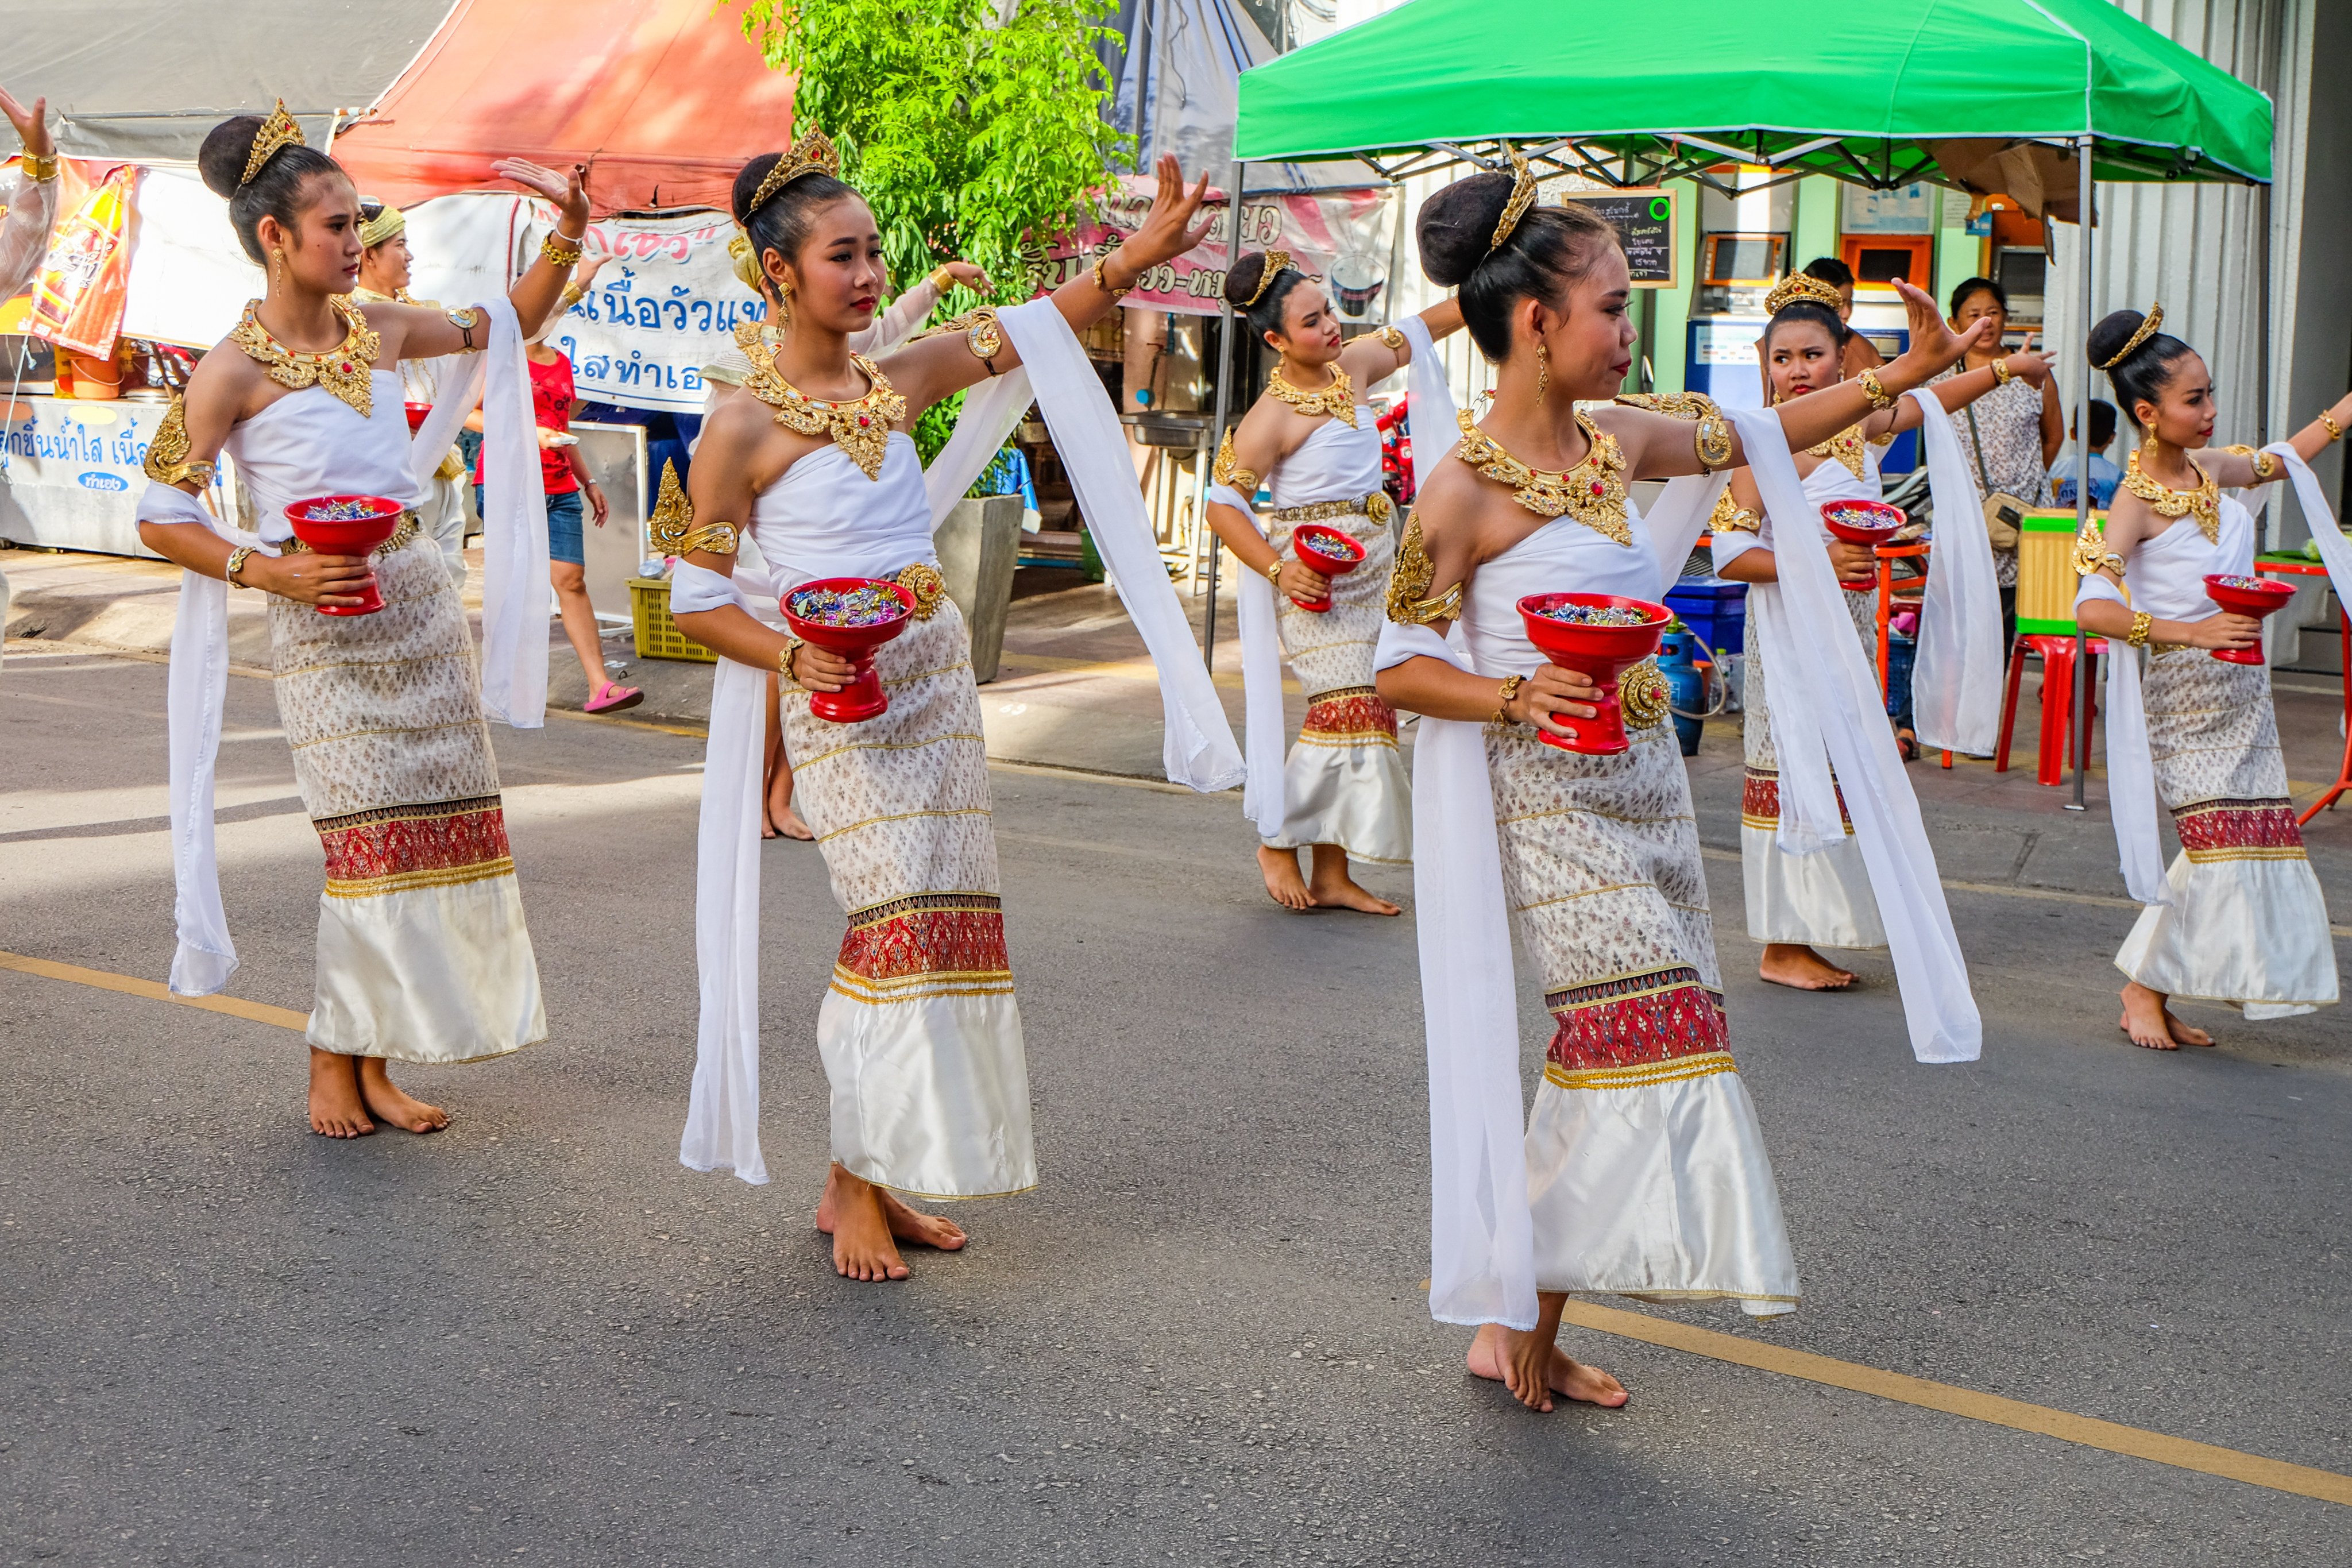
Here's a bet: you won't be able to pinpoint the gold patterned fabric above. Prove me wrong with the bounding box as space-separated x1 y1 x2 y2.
267 528 545 1062
1454 409 1631 543
735 323 906 480
231 296 381 418
1268 492 1391 527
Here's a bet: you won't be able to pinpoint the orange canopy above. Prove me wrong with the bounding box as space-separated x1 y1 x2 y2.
333 0 797 216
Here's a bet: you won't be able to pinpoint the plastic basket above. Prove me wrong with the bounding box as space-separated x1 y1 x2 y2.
629 576 717 663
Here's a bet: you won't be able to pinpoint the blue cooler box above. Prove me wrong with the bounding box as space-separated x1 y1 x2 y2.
1663 577 1747 663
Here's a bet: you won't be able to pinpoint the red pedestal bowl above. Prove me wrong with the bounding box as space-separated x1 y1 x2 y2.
1288 524 1367 613
2202 573 2295 665
1516 592 1672 755
782 577 917 722
284 493 406 616
1821 499 1906 590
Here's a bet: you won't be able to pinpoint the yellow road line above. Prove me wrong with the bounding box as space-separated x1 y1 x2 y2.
1555 1299 2352 1508
0 950 308 1031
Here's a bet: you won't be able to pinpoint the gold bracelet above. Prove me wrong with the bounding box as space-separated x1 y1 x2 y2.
1856 368 1895 411
777 637 805 685
1990 357 2014 387
1092 256 1133 298
2126 611 2153 648
1492 673 1526 727
21 150 58 183
1694 408 1733 471
224 547 256 589
541 230 585 269
2321 410 2345 443
928 265 956 293
1265 559 1285 592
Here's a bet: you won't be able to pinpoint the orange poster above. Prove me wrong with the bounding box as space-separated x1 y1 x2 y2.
28 165 137 360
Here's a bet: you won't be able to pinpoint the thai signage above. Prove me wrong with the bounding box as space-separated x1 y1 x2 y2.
1036 176 1393 318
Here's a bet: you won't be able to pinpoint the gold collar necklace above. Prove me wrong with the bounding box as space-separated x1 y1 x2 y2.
2121 447 2219 543
1266 361 1357 427
231 295 381 417
1452 407 1631 544
1806 423 1870 479
734 321 907 481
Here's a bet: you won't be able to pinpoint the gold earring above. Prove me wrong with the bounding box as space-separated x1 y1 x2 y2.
775 283 793 327
1534 341 1549 403
270 247 285 294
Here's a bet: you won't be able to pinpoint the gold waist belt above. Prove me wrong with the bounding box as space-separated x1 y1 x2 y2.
1268 491 1392 528
280 510 422 557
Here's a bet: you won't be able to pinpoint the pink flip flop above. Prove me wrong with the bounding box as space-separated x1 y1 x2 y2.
584 681 644 715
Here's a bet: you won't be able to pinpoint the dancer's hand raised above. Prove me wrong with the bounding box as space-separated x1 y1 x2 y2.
1119 154 1215 272
1 86 52 158
493 157 591 234
1890 279 1990 380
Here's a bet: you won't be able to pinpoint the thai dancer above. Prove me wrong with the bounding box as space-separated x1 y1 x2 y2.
670 138 1230 1283
1374 159 1984 1411
1203 253 1463 913
349 196 479 586
133 106 584 1136
2072 306 2350 1046
1711 271 2045 990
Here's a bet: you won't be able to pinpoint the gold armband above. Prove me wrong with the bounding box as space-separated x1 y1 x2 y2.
645 459 736 555
926 308 1003 373
1707 488 1760 535
2069 517 2122 580
2222 443 2280 483
447 306 484 352
142 397 218 488
21 150 58 183
541 230 585 269
1367 324 1405 353
1212 430 1260 497
1385 511 1463 625
1615 391 1732 470
1491 674 1525 728
2127 611 2153 648
1856 368 1895 411
927 265 956 293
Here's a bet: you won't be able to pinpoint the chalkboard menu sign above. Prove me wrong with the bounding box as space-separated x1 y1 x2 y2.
1557 187 1677 289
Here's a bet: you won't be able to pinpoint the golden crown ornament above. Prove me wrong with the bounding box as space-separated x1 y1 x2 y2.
240 100 306 187
1763 272 1845 316
2099 302 2165 369
744 129 842 221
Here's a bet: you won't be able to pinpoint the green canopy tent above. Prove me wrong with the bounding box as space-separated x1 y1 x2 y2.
1218 0 2275 804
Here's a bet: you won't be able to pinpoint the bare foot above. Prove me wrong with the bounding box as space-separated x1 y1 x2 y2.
356 1057 449 1132
876 1188 967 1252
1307 847 1401 916
1258 844 1312 912
813 1164 909 1281
2118 983 2211 1049
1467 1323 1628 1412
1758 943 1855 991
765 770 814 841
307 1049 375 1138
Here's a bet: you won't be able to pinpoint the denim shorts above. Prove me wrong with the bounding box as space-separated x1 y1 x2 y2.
544 489 585 565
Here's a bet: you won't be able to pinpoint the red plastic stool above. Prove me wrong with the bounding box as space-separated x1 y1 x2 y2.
1995 634 2108 785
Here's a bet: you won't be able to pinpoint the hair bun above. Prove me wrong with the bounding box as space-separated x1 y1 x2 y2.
2085 308 2147 370
1222 252 1270 311
197 114 268 199
1417 172 1515 288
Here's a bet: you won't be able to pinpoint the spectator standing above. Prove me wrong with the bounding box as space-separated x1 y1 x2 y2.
2050 397 2122 509
472 254 642 713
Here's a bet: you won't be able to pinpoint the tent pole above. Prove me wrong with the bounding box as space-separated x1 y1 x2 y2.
2069 133 2093 812
1202 159 1246 670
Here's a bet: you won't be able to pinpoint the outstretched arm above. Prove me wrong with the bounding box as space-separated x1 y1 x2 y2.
2073 498 2258 652
0 86 58 299
1869 349 2051 438
2191 388 2352 488
1341 299 1466 385
372 159 592 362
879 155 1212 416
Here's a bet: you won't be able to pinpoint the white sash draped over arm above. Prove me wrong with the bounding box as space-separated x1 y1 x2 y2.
1729 407 1982 1064
992 299 1243 791
1198 478 1286 838
2272 442 2352 624
675 557 781 1184
1373 617 1538 1330
146 481 269 996
1907 390 2005 755
473 297 551 728
1395 316 1459 480
2073 571 2173 908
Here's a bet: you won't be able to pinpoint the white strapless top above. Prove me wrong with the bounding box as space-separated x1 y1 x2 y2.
1266 407 1384 508
224 372 419 543
748 431 939 582
2124 492 2257 622
1459 500 1661 678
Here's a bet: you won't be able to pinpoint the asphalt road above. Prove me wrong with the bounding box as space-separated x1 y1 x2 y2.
3 644 2349 1567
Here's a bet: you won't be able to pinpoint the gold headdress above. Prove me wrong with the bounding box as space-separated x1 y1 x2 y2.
240 100 306 188
2098 302 2164 369
1488 147 1538 253
357 200 405 250
743 129 842 222
727 231 763 291
1242 249 1293 307
1763 272 1844 317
